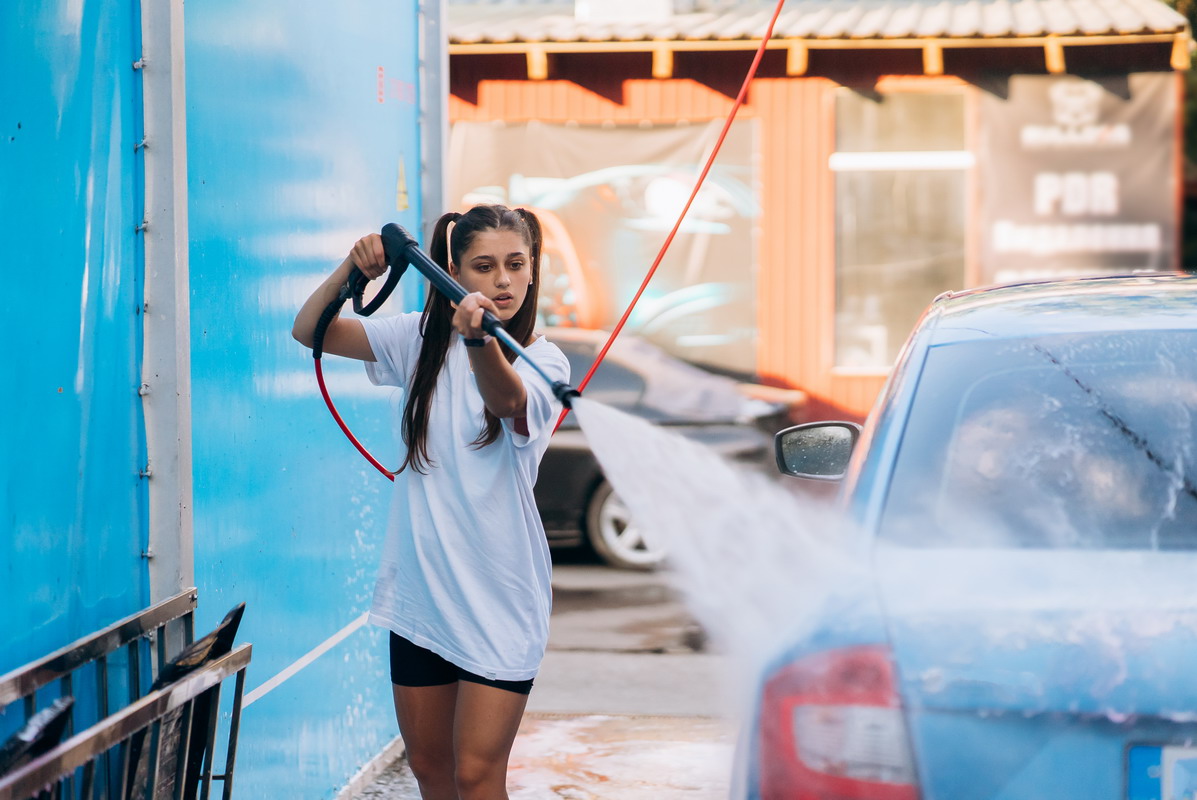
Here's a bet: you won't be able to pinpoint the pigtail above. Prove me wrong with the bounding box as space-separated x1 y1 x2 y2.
427 211 463 276
398 211 461 475
468 206 544 450
508 208 542 348
514 208 543 276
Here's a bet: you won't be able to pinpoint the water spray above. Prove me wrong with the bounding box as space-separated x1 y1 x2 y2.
311 222 581 480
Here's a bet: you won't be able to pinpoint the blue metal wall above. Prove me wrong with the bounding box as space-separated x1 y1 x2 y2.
184 2 424 796
0 0 149 680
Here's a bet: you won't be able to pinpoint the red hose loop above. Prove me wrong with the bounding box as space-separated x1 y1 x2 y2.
315 357 397 481
553 0 788 432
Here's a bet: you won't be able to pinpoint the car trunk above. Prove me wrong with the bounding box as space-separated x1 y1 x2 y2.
876 546 1197 800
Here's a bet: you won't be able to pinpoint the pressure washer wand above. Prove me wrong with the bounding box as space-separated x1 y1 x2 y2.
381 223 581 408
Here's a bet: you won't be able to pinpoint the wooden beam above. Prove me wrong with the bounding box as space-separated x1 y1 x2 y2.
1172 31 1191 70
527 46 548 80
1044 35 1066 74
923 41 944 75
787 41 808 75
652 44 674 79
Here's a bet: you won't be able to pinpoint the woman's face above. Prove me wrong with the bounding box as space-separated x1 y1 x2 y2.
449 229 532 322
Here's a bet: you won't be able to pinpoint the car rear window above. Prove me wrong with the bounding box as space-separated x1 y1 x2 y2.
880 330 1197 549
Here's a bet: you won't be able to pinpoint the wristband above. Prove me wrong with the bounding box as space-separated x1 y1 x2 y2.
463 335 493 348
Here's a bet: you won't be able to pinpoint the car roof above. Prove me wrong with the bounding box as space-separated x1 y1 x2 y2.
922 273 1197 345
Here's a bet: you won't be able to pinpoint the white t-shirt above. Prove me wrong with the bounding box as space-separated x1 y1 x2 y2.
359 312 569 681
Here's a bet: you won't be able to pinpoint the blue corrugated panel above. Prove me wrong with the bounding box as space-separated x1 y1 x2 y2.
0 0 149 690
185 2 424 796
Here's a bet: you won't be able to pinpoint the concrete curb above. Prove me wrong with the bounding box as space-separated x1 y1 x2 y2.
335 735 406 800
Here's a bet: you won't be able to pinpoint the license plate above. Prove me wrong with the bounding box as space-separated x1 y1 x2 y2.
1128 744 1197 800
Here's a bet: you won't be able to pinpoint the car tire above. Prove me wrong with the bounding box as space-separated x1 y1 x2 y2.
584 481 665 571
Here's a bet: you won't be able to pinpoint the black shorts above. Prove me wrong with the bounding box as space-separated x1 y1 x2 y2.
388 632 534 696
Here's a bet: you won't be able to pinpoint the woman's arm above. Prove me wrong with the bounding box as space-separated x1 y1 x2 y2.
292 235 388 361
454 293 528 420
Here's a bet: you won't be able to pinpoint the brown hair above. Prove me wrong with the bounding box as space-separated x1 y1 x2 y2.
398 204 544 474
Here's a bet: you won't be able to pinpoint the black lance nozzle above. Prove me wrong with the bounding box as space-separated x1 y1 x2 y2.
380 223 582 408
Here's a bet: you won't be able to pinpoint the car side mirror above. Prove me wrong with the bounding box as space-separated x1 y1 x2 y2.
774 421 863 481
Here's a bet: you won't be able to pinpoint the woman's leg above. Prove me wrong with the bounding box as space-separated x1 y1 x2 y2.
393 683 459 800
452 681 529 800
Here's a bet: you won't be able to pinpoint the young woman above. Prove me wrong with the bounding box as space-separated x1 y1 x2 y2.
292 204 569 800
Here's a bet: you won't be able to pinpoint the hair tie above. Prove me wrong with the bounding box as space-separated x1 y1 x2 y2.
445 212 462 265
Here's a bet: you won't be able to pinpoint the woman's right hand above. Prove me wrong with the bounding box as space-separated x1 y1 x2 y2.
350 233 389 280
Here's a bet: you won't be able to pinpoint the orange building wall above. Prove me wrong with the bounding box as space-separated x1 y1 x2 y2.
449 77 888 420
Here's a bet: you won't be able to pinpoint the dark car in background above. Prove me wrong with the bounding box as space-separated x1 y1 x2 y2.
742 274 1197 799
536 327 802 570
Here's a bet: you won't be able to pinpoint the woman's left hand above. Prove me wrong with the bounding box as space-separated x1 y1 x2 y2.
452 292 499 340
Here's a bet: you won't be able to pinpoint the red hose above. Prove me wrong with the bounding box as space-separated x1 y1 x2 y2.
315 357 397 480
555 0 788 431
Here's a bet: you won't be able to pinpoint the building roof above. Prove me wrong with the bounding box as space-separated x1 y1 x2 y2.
447 0 1188 44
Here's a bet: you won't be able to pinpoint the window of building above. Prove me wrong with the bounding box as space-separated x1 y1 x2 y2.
450 120 760 377
833 90 971 371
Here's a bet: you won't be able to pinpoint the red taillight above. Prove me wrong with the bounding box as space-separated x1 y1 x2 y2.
758 645 919 800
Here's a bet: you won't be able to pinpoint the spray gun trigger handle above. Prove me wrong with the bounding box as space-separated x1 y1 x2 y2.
344 268 369 301
380 223 420 268
348 223 412 317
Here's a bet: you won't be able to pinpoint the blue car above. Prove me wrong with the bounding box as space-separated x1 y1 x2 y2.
743 274 1197 800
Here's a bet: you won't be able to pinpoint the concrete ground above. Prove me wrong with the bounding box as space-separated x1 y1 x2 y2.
347 562 741 799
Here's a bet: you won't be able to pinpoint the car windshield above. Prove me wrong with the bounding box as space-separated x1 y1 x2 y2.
880 330 1197 549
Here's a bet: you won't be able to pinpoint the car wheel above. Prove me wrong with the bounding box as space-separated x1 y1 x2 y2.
584 481 665 571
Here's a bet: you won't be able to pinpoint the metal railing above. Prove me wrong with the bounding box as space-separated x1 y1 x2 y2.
0 590 251 800
0 591 196 711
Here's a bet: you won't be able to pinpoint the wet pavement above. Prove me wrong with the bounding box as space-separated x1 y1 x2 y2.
355 713 734 799
348 564 739 798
